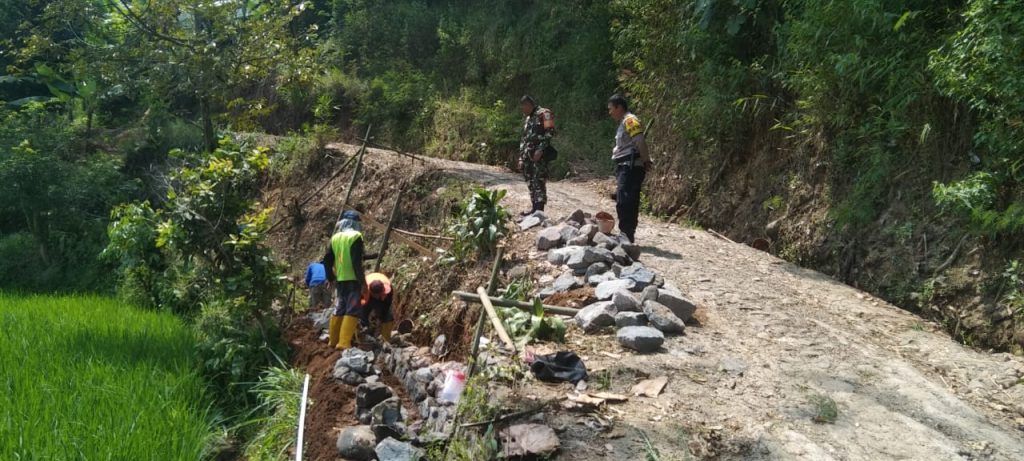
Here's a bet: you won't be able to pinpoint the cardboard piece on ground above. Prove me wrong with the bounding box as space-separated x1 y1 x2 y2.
500 424 560 458
631 376 668 398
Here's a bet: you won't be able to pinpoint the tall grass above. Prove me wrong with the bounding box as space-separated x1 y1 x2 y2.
0 294 214 460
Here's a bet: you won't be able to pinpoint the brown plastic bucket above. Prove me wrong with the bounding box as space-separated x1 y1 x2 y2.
595 211 615 234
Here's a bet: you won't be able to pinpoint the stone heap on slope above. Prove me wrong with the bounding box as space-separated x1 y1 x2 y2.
530 209 699 353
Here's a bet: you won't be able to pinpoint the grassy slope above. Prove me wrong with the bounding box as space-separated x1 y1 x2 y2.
0 294 213 460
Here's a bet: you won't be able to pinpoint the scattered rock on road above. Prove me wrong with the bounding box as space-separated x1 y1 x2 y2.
658 290 696 322
617 326 664 353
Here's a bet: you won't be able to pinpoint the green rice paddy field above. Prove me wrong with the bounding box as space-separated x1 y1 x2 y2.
0 294 213 460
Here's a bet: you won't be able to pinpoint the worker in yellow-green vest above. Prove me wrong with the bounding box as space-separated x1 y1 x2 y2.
323 210 367 351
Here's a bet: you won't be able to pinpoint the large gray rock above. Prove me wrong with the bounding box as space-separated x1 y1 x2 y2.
547 246 584 265
587 272 616 286
611 246 632 265
592 232 617 249
537 226 564 250
621 242 642 260
356 382 394 415
567 234 590 246
370 397 406 440
566 246 614 270
519 215 542 231
574 301 617 333
640 285 659 303
338 348 375 375
643 300 686 334
579 223 599 241
540 271 581 298
595 279 636 300
611 289 642 312
615 311 648 327
658 290 696 322
617 326 665 353
309 308 332 330
567 209 587 225
620 264 656 290
584 262 609 279
337 425 376 460
334 366 366 386
376 437 425 461
559 225 580 243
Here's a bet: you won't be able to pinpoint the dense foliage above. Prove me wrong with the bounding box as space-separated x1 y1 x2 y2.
104 138 286 413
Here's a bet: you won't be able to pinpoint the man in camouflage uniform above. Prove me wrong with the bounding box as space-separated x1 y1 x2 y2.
608 94 651 243
518 95 555 216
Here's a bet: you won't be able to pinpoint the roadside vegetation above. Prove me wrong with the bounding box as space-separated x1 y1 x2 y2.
0 294 213 460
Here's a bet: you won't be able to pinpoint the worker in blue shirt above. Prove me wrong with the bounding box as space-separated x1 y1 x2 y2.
305 260 331 310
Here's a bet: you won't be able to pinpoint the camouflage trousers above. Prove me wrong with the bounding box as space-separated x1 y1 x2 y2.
522 158 548 208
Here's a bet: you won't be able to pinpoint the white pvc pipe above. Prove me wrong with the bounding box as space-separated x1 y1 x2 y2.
296 373 311 461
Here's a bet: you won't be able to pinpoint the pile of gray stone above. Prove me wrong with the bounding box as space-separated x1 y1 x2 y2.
335 341 469 460
333 348 380 385
381 343 468 438
338 381 423 461
527 209 698 353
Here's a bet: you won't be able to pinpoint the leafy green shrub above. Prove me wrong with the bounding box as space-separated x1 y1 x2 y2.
497 299 567 347
105 137 286 414
426 92 519 165
448 187 510 258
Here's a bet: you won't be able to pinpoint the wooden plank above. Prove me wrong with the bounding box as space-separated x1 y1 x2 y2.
477 286 516 352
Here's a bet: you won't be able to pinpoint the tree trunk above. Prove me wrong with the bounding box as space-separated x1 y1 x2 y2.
200 96 216 151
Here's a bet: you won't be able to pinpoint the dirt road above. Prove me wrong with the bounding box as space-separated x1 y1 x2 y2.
333 144 1024 460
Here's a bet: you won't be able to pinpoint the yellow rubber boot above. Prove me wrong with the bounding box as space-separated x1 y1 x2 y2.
336 315 360 351
327 315 342 348
380 321 394 341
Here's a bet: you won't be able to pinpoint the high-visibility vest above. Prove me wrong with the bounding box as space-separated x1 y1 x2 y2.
330 230 362 282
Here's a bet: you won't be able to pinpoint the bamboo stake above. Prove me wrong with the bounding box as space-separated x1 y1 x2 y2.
452 291 579 317
338 125 372 223
468 247 504 378
375 186 404 272
477 286 516 353
392 228 455 241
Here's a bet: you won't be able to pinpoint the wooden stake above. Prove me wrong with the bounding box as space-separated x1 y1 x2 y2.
392 228 455 241
468 247 504 379
338 124 372 223
375 186 403 272
453 291 579 317
477 286 516 353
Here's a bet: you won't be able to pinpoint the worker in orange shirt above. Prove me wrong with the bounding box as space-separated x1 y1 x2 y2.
361 272 395 341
